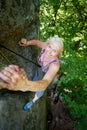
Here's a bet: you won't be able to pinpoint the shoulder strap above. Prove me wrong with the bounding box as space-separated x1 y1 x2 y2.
49 59 60 65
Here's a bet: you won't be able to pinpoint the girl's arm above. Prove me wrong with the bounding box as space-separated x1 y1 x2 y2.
15 62 60 92
43 62 60 83
0 63 60 92
20 38 47 49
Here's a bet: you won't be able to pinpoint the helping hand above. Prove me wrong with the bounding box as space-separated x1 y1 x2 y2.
0 65 28 90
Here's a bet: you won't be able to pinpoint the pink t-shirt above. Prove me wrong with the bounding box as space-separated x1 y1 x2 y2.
37 49 60 73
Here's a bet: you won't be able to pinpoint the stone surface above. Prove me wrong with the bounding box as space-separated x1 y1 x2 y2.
0 0 47 130
0 89 47 130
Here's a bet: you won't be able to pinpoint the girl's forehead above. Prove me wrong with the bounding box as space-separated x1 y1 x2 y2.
48 42 56 45
48 42 59 50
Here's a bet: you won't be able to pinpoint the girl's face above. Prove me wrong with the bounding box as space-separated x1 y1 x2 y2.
45 42 59 58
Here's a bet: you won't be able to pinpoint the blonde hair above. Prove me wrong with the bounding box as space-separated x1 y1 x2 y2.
47 37 63 58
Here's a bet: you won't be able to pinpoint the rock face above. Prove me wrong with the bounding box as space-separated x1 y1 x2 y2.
0 0 47 130
0 90 47 130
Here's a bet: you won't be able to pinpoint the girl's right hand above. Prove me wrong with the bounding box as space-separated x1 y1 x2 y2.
0 65 28 90
19 38 27 46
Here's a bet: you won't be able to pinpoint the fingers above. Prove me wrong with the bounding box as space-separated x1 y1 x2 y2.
0 65 20 83
0 72 10 82
0 78 13 89
0 78 15 90
19 38 27 46
4 66 20 83
0 66 19 89
19 68 27 79
0 79 7 88
9 65 20 72
0 65 27 90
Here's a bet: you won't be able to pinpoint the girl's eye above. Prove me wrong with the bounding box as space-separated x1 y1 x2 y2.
53 50 57 53
48 46 51 48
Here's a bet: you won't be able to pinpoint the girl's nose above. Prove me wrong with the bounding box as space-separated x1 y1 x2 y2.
48 50 52 54
50 49 53 53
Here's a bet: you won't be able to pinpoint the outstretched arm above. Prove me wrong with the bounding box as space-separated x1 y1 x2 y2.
19 38 47 49
0 63 59 92
0 66 49 92
14 62 60 92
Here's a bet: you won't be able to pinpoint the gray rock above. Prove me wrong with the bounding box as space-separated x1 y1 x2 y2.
0 0 47 130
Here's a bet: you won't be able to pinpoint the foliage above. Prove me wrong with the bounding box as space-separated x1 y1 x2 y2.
40 0 87 129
